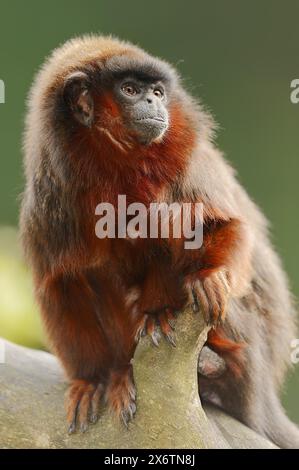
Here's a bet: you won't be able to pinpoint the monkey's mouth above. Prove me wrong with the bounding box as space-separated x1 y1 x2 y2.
130 115 169 145
135 117 167 125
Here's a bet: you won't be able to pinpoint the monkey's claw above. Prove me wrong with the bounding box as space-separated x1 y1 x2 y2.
121 402 137 427
186 270 230 327
66 380 103 434
143 308 177 347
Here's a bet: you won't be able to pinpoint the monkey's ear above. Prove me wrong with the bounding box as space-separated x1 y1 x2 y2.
63 72 94 128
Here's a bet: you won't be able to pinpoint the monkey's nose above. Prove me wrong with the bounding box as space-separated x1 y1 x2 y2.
146 97 153 104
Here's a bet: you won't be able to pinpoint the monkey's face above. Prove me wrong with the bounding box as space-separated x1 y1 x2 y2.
112 77 169 145
62 54 175 148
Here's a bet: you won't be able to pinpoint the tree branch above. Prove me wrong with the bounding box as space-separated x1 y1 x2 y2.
0 308 277 449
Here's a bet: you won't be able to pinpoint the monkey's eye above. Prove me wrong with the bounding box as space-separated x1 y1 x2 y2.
153 88 164 99
121 83 138 96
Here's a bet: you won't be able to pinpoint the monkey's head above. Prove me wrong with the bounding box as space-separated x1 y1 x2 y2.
28 36 210 172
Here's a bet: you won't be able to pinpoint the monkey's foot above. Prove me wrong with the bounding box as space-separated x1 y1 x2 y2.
66 379 104 434
185 269 230 327
106 366 137 427
142 308 177 347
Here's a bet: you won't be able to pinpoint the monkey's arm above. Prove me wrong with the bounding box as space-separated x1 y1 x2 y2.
134 205 253 342
171 142 255 324
181 216 253 325
134 215 253 346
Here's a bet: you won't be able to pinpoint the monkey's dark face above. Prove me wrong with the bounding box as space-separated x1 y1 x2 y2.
62 54 176 147
112 77 169 145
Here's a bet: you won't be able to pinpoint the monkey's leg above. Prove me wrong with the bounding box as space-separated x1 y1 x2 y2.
37 272 139 432
86 271 143 427
38 273 109 433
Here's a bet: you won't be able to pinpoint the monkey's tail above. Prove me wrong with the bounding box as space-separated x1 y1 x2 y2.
204 328 299 449
261 388 299 449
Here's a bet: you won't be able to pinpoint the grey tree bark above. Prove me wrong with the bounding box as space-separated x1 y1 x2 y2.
0 307 277 449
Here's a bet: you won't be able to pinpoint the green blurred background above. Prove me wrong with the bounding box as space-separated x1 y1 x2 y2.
0 0 298 423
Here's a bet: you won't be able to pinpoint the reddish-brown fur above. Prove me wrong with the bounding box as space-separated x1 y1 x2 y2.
21 37 299 447
35 83 242 424
28 84 244 425
207 328 245 378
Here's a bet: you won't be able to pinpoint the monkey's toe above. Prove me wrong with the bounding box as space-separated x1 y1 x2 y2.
143 307 176 347
106 366 137 426
66 380 103 434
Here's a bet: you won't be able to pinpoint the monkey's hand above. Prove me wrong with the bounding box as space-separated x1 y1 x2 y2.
185 269 231 327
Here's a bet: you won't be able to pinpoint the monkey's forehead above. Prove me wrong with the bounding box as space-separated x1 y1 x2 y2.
35 35 179 94
101 54 177 89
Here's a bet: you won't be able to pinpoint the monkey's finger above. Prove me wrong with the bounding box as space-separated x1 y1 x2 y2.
211 275 229 324
68 414 78 434
183 281 193 304
164 308 176 328
217 270 230 294
129 402 137 416
185 281 200 313
135 320 146 342
165 331 177 347
158 311 176 346
145 316 155 335
120 384 137 427
121 408 132 428
121 399 137 428
121 409 130 428
191 295 200 313
139 318 148 338
158 312 173 335
151 329 161 347
203 278 221 326
190 284 200 311
218 292 228 324
193 280 210 323
66 382 86 434
77 384 95 433
146 316 161 346
90 383 104 424
128 383 136 401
